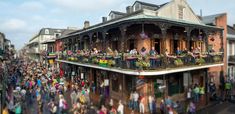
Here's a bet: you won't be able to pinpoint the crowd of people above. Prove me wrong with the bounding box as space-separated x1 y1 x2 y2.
1 59 127 114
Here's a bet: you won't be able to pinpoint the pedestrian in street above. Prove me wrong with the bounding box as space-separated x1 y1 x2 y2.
14 101 22 114
148 95 153 113
70 90 77 105
109 98 114 109
128 91 134 109
193 84 200 103
133 91 139 111
58 95 64 114
139 98 145 114
109 106 117 114
187 101 196 114
117 100 124 114
48 99 57 114
160 99 165 114
152 99 157 114
3 104 9 114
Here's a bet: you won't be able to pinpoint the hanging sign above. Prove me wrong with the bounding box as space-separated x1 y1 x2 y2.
81 73 84 79
104 79 109 86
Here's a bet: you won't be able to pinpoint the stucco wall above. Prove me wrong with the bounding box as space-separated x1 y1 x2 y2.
157 0 201 24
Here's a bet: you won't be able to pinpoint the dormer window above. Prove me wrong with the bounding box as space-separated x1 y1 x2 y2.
134 3 141 11
178 6 185 19
110 13 115 20
55 33 61 38
45 29 49 34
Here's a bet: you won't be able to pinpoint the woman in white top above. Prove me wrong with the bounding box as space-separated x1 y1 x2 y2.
139 98 145 114
117 100 124 114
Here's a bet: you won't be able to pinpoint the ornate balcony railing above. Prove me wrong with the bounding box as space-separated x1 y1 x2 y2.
57 51 223 71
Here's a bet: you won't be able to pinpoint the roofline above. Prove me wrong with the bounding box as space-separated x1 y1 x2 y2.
133 0 159 8
227 34 235 39
108 11 126 16
58 14 223 40
202 12 227 18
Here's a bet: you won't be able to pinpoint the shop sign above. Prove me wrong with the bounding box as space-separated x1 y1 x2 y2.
104 79 109 86
81 73 84 79
72 71 75 76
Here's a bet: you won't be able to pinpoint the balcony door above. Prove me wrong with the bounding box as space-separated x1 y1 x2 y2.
129 39 135 50
112 41 118 51
154 39 161 54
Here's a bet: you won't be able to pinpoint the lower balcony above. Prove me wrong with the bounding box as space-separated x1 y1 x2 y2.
56 52 224 76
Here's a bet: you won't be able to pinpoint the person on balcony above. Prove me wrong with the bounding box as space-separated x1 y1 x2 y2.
182 48 188 54
175 47 182 56
149 47 157 56
93 48 98 54
149 47 158 68
130 48 138 55
140 47 147 56
165 49 176 59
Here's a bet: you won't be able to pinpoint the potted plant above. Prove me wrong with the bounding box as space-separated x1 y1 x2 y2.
213 55 221 62
195 58 205 65
174 58 183 66
82 58 89 63
136 60 150 70
107 60 116 67
91 57 99 64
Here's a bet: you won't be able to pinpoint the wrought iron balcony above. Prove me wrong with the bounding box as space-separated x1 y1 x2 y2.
57 51 223 71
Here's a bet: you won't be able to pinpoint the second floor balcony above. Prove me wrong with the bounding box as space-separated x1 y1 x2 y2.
57 50 223 75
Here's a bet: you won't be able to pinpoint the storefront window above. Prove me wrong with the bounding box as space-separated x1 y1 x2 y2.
168 74 184 96
112 77 119 92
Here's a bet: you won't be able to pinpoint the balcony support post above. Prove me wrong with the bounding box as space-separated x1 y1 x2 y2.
88 33 93 49
159 23 170 69
79 35 82 50
185 27 193 51
102 30 107 51
204 30 210 53
120 25 127 52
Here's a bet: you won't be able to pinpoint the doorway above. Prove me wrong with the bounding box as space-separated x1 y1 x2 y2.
173 40 178 53
129 39 135 50
154 39 161 54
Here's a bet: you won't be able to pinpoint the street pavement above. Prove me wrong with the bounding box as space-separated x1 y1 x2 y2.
197 102 235 114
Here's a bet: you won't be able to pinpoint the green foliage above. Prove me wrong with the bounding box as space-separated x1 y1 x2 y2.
136 60 150 70
213 56 221 62
83 58 89 63
196 58 205 65
107 60 116 66
174 58 183 66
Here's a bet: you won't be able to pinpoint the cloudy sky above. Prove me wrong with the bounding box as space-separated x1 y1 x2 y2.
0 0 234 49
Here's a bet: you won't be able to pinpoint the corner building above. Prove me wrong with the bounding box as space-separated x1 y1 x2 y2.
56 0 225 112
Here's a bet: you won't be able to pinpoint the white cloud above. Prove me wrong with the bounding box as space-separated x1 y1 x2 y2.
0 19 27 31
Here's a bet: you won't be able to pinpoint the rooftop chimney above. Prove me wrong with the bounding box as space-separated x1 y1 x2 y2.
84 21 90 29
126 6 133 14
102 17 107 23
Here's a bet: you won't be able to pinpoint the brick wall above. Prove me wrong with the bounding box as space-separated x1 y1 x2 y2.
208 13 227 79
